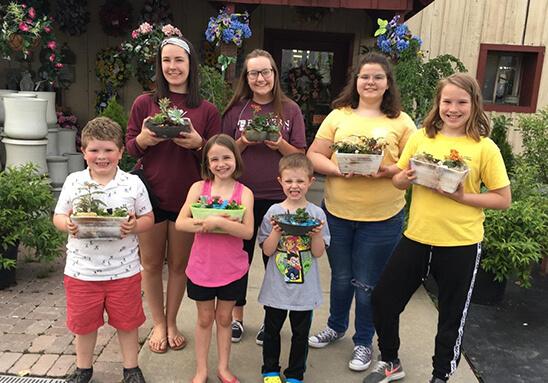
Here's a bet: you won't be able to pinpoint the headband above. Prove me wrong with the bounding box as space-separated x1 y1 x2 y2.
161 37 191 55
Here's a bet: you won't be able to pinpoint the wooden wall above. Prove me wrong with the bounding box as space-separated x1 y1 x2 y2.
406 0 548 150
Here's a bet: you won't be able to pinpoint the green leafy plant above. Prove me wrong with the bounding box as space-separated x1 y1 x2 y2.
331 136 385 155
150 97 188 125
199 64 233 112
412 149 469 170
0 164 64 269
490 114 515 174
247 112 279 133
517 107 548 184
72 182 128 217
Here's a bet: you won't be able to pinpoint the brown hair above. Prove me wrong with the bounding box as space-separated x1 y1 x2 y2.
201 134 244 180
422 73 490 141
153 35 203 108
279 153 314 178
332 52 401 118
81 117 123 149
222 49 290 120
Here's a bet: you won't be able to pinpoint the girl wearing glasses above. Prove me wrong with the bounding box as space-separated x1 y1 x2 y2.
126 35 221 354
306 52 416 372
222 49 306 345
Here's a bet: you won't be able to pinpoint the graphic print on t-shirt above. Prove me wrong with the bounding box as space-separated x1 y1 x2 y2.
275 235 312 284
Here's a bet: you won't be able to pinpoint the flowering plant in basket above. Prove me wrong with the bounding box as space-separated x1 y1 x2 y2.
190 196 246 232
410 149 470 193
331 136 386 175
145 97 191 138
272 208 321 236
205 7 251 47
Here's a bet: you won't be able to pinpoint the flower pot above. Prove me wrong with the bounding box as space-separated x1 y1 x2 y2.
19 91 57 128
8 34 40 51
410 158 469 193
70 215 129 240
57 128 77 154
46 155 69 186
47 127 59 155
266 132 281 142
0 242 19 290
245 130 267 142
335 151 384 175
190 205 246 233
3 97 48 139
145 119 191 138
2 137 48 174
0 90 17 125
63 152 85 173
272 213 321 236
471 266 507 306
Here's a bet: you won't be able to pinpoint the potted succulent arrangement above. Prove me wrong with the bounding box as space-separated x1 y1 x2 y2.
272 208 321 236
70 182 129 240
190 195 246 233
410 149 469 193
0 164 64 289
331 135 385 175
244 112 280 142
144 97 191 138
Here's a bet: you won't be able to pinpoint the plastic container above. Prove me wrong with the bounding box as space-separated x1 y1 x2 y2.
145 118 191 138
70 215 129 240
190 205 246 233
410 158 469 193
335 151 384 175
272 214 321 236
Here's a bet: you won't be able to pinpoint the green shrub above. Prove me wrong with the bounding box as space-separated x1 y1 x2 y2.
518 107 548 184
490 114 515 174
199 64 233 112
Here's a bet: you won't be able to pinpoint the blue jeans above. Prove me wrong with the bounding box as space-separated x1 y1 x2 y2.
324 206 404 347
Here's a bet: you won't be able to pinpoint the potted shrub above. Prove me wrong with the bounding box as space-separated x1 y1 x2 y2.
244 112 280 142
70 182 129 240
190 195 245 233
410 149 469 193
272 208 321 236
0 164 64 289
331 135 385 175
144 97 191 138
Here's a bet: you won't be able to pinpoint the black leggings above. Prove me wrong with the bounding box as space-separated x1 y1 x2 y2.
235 199 283 307
372 236 481 380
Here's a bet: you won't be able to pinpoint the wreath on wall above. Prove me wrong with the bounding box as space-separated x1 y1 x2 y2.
99 0 133 37
139 0 172 25
95 47 131 89
286 65 322 107
54 0 90 36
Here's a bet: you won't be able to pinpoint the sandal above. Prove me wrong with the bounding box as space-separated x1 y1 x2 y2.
168 332 187 350
148 327 168 354
217 372 239 383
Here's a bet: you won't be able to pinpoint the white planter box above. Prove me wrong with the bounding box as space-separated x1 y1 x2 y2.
335 151 383 175
410 158 469 193
71 215 129 240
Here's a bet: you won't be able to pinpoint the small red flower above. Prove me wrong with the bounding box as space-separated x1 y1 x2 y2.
47 40 57 50
55 63 64 69
18 22 30 32
49 53 55 62
28 7 36 19
43 25 52 33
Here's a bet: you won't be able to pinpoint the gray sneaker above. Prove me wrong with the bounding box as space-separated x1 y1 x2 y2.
429 377 446 383
363 360 405 383
308 326 345 348
349 345 373 371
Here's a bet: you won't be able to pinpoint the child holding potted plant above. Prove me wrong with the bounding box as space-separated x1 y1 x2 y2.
175 134 254 383
257 153 330 383
222 49 306 344
53 117 155 383
364 73 511 383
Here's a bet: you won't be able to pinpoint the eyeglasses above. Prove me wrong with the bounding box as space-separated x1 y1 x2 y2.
357 74 387 82
247 68 274 79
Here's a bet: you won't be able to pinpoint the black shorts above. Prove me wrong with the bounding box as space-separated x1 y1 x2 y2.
187 274 247 302
153 206 179 224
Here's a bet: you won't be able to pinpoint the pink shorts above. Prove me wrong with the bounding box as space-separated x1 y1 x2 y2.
64 273 145 335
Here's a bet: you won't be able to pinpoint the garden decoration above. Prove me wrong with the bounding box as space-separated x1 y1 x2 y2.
205 6 252 48
244 112 280 142
99 0 133 37
95 46 131 90
71 182 129 240
145 97 191 138
190 195 246 233
54 0 90 36
331 135 386 175
121 22 182 90
272 208 321 236
139 0 172 25
410 149 469 193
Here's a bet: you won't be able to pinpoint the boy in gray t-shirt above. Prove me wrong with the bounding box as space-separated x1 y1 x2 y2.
257 154 330 383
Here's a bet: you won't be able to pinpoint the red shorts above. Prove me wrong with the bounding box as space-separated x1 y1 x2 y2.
64 273 145 335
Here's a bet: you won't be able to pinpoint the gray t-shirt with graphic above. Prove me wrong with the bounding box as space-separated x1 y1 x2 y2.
257 202 330 311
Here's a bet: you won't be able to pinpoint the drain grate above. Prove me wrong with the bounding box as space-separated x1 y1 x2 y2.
0 376 65 383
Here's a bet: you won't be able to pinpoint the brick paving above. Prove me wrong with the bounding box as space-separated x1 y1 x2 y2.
0 248 153 382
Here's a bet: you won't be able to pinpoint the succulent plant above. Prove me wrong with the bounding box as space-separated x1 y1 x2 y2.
331 136 386 155
150 97 188 125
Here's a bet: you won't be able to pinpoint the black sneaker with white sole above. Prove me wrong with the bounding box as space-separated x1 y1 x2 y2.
231 320 244 343
256 323 265 346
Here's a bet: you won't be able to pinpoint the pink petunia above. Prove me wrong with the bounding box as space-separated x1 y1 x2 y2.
43 25 51 33
21 3 27 9
49 53 55 62
131 30 139 39
28 7 36 19
47 40 56 50
139 22 153 34
18 22 30 32
55 63 64 69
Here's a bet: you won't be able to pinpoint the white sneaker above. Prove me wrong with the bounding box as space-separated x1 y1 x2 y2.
308 326 345 348
349 345 372 371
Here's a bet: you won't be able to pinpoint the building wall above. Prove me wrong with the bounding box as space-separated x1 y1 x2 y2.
406 0 548 149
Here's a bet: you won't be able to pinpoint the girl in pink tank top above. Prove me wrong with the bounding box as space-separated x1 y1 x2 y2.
176 134 254 383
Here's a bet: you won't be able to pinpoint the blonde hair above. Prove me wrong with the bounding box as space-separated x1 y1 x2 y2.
81 117 124 149
423 73 490 141
279 153 314 178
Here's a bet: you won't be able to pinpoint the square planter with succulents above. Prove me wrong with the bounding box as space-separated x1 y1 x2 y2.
144 97 191 138
190 196 246 233
244 112 280 142
70 182 129 240
410 149 469 193
272 208 321 236
332 135 385 175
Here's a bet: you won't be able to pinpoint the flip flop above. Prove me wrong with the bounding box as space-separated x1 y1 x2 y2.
148 328 168 354
168 333 187 350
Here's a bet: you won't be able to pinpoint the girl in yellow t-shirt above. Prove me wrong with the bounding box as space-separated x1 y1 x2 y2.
364 73 511 383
